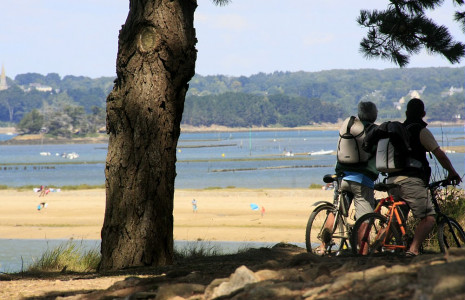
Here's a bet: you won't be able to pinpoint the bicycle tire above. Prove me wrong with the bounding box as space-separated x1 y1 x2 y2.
351 212 404 255
437 218 465 253
305 204 347 254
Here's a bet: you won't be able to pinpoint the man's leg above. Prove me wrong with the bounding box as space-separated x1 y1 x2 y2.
394 177 435 255
409 215 435 255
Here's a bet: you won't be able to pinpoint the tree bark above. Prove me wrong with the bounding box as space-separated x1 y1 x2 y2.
99 0 197 271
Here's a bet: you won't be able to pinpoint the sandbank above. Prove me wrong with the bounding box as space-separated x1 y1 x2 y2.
0 188 338 243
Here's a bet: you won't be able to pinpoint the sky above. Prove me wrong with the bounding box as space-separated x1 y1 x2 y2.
1 0 464 79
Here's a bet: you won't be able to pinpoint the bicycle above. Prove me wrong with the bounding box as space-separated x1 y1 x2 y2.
350 182 408 255
430 179 465 252
351 178 465 255
305 174 354 255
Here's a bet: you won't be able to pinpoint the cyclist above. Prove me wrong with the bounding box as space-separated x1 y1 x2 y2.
316 101 379 253
335 101 379 220
386 98 461 256
335 101 380 251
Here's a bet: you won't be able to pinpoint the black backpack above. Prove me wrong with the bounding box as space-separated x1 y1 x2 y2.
364 121 422 173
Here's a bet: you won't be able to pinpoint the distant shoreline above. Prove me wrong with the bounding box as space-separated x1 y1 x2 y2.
0 121 462 145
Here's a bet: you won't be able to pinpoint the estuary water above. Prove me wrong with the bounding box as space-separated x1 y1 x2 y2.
0 239 305 273
0 126 463 273
0 126 463 189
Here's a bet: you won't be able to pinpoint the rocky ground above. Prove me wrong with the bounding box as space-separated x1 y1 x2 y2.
1 243 465 300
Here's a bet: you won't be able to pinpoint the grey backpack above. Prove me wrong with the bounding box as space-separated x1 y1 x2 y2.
337 116 371 164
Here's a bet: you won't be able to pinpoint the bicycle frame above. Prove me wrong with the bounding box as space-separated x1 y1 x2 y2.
327 200 349 244
429 180 463 249
358 190 408 254
307 174 353 255
315 192 351 251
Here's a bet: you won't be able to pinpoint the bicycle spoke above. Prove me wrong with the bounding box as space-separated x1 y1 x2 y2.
306 204 349 255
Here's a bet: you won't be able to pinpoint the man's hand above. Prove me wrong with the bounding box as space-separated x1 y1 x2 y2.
447 171 462 186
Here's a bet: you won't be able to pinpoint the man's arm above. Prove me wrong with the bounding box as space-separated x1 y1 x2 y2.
420 127 462 185
431 147 462 185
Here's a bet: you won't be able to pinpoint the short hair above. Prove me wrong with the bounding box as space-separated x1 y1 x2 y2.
358 101 378 123
406 98 425 119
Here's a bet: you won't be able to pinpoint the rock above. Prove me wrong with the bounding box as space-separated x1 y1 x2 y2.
414 257 465 300
6 243 465 300
154 283 205 300
288 252 325 267
209 265 259 299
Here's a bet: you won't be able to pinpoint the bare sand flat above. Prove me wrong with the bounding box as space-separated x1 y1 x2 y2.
0 188 334 243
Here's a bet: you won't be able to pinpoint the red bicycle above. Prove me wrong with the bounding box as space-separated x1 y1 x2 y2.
351 179 465 255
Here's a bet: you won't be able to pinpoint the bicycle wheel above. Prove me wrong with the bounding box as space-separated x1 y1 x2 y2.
351 212 403 255
305 204 347 255
437 218 465 253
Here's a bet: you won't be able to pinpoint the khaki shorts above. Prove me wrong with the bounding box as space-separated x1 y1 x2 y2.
340 180 375 220
390 177 435 219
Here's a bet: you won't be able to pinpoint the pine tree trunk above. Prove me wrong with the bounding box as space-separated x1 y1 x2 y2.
99 0 197 271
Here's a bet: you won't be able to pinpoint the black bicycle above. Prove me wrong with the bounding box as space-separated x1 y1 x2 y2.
430 179 465 252
305 174 354 255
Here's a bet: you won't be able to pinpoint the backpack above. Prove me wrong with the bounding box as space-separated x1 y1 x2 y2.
337 116 372 164
364 121 422 173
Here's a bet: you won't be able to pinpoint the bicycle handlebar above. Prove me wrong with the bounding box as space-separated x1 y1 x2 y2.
428 179 452 190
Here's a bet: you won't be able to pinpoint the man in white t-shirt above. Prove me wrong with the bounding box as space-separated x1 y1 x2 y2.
388 98 461 256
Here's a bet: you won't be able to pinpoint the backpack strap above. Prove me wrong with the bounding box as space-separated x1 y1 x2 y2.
404 123 422 152
346 116 356 134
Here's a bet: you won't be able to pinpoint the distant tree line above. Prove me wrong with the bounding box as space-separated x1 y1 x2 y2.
1 67 463 136
187 67 464 123
184 92 344 126
0 73 112 136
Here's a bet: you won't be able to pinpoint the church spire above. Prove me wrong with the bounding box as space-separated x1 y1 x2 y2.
0 64 8 91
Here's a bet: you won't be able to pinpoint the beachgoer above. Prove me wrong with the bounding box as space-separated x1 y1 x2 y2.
39 186 49 197
261 206 266 217
386 98 461 256
192 199 198 213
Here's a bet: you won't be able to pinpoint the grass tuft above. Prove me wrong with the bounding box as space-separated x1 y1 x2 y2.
59 184 105 190
308 183 323 189
174 241 222 261
27 240 100 273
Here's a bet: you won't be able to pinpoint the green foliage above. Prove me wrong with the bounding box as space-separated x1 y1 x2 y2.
16 109 44 134
358 1 465 67
174 241 222 261
308 183 323 189
436 187 465 226
184 92 344 127
428 93 465 122
407 186 465 252
60 184 105 190
27 240 100 273
187 67 464 124
2 68 464 132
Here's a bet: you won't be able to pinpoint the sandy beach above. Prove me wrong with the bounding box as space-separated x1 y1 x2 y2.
0 188 335 243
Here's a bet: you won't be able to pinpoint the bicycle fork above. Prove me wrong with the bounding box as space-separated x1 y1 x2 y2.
320 209 349 254
441 216 463 248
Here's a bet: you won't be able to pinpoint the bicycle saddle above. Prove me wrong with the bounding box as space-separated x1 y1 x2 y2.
323 174 338 183
374 182 398 192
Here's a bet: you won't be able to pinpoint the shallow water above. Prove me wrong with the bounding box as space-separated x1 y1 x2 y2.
0 239 305 273
0 126 462 189
0 127 462 272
